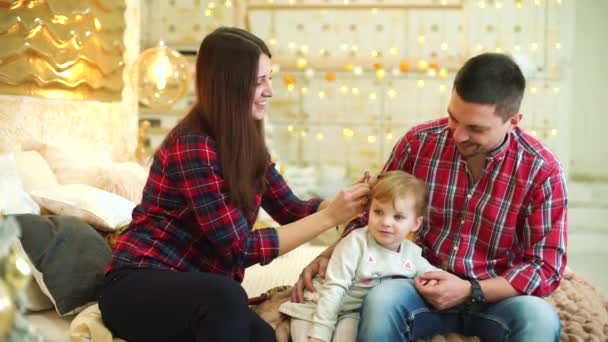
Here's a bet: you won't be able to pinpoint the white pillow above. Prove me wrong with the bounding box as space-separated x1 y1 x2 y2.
0 154 40 215
30 184 136 232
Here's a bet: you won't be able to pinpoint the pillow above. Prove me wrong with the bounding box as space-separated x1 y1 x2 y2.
95 161 148 203
30 184 136 232
23 138 112 186
0 154 40 215
13 214 112 316
14 150 59 192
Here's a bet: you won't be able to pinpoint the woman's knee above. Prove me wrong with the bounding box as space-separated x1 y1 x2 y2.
203 276 249 310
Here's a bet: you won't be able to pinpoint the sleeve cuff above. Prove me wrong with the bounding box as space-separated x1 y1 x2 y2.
253 227 280 265
502 263 558 297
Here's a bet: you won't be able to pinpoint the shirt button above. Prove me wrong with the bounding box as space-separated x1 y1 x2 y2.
467 194 472 199
453 246 458 251
460 220 465 225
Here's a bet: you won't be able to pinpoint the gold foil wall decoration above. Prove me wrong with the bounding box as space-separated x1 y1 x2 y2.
0 0 126 101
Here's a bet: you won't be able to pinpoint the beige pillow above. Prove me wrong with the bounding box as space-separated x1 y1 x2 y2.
30 184 136 232
14 150 59 192
24 138 111 186
95 162 148 203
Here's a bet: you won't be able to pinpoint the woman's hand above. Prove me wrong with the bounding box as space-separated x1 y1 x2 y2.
309 338 325 342
324 183 371 225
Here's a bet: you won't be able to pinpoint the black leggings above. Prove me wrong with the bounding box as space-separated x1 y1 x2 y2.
98 268 276 342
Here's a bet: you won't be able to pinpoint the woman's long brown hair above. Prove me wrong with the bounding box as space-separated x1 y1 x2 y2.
175 27 271 216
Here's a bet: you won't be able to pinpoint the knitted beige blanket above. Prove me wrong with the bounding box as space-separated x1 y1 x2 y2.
252 270 608 342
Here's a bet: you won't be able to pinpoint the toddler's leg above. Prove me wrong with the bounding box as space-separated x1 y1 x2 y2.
291 318 314 342
332 317 359 342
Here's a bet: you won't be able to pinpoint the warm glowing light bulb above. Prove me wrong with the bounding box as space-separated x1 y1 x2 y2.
287 84 295 91
343 128 354 137
368 135 376 143
369 92 377 101
389 47 398 55
132 43 190 108
439 84 447 93
418 59 429 70
297 58 307 69
387 89 397 98
418 35 426 44
316 132 324 140
351 88 360 95
287 125 295 132
417 80 425 88
440 42 448 51
340 85 349 93
318 90 326 99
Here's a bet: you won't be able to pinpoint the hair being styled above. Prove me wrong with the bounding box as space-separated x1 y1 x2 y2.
453 53 526 121
371 170 428 217
177 27 272 215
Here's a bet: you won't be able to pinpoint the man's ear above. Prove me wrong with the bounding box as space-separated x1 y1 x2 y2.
509 112 523 133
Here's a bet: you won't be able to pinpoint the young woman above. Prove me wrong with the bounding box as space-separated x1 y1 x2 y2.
99 27 370 342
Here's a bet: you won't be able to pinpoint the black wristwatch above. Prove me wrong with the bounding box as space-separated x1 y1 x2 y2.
468 279 485 304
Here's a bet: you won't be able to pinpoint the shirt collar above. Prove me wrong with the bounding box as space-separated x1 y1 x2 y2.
441 125 511 162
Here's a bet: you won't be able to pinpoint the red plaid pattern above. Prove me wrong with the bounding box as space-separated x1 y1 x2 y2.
346 118 567 296
107 130 321 282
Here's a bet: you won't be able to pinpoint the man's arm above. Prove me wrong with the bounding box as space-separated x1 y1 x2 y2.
414 273 519 310
415 166 568 309
502 167 567 296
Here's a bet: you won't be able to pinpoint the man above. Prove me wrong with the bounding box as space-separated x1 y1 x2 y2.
292 53 567 341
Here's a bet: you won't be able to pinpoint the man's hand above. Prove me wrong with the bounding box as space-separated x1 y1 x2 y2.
290 254 330 303
413 271 470 310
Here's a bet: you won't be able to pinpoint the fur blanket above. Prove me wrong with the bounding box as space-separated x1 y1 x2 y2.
251 270 608 342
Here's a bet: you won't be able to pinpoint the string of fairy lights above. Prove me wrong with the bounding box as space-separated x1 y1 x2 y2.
154 0 567 170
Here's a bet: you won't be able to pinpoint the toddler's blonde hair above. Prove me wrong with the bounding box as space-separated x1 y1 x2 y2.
370 170 428 217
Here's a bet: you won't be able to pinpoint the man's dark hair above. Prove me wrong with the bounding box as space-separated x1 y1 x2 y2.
453 53 526 121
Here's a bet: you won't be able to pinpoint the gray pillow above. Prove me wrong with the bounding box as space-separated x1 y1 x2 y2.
13 214 111 316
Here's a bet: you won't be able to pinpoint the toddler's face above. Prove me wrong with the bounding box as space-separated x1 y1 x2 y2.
367 196 422 252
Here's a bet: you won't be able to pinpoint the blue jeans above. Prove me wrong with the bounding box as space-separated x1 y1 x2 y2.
357 279 560 342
